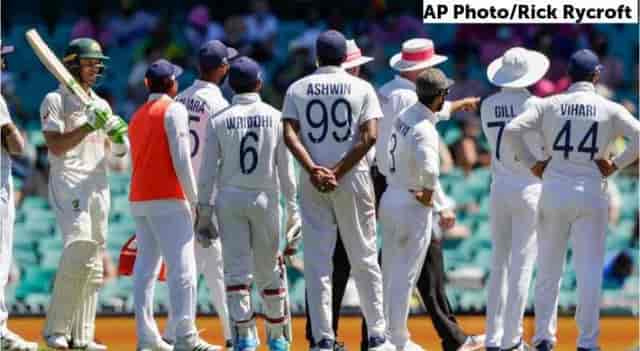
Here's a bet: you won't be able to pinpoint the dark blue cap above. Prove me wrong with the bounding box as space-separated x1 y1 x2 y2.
199 40 238 71
145 59 183 81
229 56 262 90
568 49 602 78
316 30 347 63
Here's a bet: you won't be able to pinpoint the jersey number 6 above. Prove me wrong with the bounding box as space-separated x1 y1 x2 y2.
240 131 259 174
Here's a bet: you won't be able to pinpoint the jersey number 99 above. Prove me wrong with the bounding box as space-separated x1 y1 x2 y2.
305 98 353 143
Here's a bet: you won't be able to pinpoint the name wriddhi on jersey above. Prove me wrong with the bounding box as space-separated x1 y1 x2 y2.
306 83 352 96
224 115 275 130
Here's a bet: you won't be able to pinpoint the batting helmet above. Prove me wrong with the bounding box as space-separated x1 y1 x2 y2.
62 38 109 81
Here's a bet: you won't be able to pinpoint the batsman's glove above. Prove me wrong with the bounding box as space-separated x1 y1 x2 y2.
194 204 218 248
283 212 302 256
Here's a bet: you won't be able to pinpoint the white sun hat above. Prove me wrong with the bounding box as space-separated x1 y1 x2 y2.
341 39 374 70
389 38 447 72
487 47 550 88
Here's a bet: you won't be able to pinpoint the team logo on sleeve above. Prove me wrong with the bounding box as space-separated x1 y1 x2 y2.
72 199 80 211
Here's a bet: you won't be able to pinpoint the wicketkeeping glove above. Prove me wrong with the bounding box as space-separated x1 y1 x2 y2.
283 212 302 256
194 204 218 248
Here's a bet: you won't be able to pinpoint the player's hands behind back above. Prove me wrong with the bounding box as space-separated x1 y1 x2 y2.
194 204 218 248
438 209 456 230
530 158 551 179
410 188 434 207
310 166 338 193
595 159 618 177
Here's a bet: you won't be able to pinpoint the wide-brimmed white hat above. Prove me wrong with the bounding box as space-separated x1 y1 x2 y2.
389 38 447 72
487 47 549 88
341 39 374 70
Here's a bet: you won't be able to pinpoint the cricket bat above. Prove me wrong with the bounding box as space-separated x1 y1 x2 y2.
25 28 91 106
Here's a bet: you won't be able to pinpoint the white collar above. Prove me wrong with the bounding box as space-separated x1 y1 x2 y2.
413 101 435 122
567 82 595 93
394 75 416 90
191 79 220 92
500 87 531 95
315 65 345 74
232 93 261 104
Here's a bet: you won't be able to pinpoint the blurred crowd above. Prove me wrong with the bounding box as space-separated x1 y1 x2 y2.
2 0 638 307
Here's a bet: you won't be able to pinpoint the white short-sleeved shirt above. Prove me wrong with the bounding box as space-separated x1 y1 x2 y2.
481 87 543 187
385 102 440 191
0 95 13 207
40 86 111 187
506 82 640 182
281 66 383 175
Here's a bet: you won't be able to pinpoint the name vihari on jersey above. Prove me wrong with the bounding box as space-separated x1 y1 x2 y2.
225 115 274 130
561 104 597 118
306 83 352 96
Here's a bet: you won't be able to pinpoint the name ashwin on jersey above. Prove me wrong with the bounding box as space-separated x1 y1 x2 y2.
306 83 352 96
225 115 274 130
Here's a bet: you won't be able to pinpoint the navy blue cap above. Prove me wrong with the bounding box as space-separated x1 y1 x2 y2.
199 40 238 71
568 49 602 78
145 59 183 81
316 30 347 63
229 56 262 89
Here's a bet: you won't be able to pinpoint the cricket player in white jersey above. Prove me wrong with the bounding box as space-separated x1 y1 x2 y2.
380 68 452 351
481 47 549 351
40 38 129 351
0 43 38 351
376 38 479 180
504 49 640 351
281 30 394 351
164 39 236 349
196 56 299 351
129 59 219 351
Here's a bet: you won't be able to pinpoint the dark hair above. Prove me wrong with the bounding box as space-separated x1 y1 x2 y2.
417 94 439 108
317 56 344 67
147 77 174 94
569 70 596 83
230 79 260 94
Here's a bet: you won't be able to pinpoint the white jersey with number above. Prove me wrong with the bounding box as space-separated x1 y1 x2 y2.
505 82 640 182
281 66 383 176
175 80 230 177
385 102 439 191
40 86 111 187
481 88 544 187
0 95 13 209
197 93 297 210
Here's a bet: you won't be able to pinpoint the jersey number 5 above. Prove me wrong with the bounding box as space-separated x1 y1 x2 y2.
306 98 352 143
552 120 599 160
188 115 200 158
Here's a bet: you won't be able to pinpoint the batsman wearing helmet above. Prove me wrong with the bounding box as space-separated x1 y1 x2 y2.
40 38 128 350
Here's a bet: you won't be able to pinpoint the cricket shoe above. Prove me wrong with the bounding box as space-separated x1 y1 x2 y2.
502 340 532 351
457 334 485 351
312 338 334 350
45 334 69 349
534 340 554 351
137 338 174 351
224 339 233 350
69 340 108 350
268 337 289 351
334 341 347 351
398 339 425 351
174 334 222 351
1 329 38 351
367 336 395 351
235 336 258 351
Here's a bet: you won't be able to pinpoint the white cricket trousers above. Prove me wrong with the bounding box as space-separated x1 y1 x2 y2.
533 177 608 349
379 186 432 349
164 237 232 342
301 171 386 343
0 192 14 337
133 208 198 346
485 181 540 349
